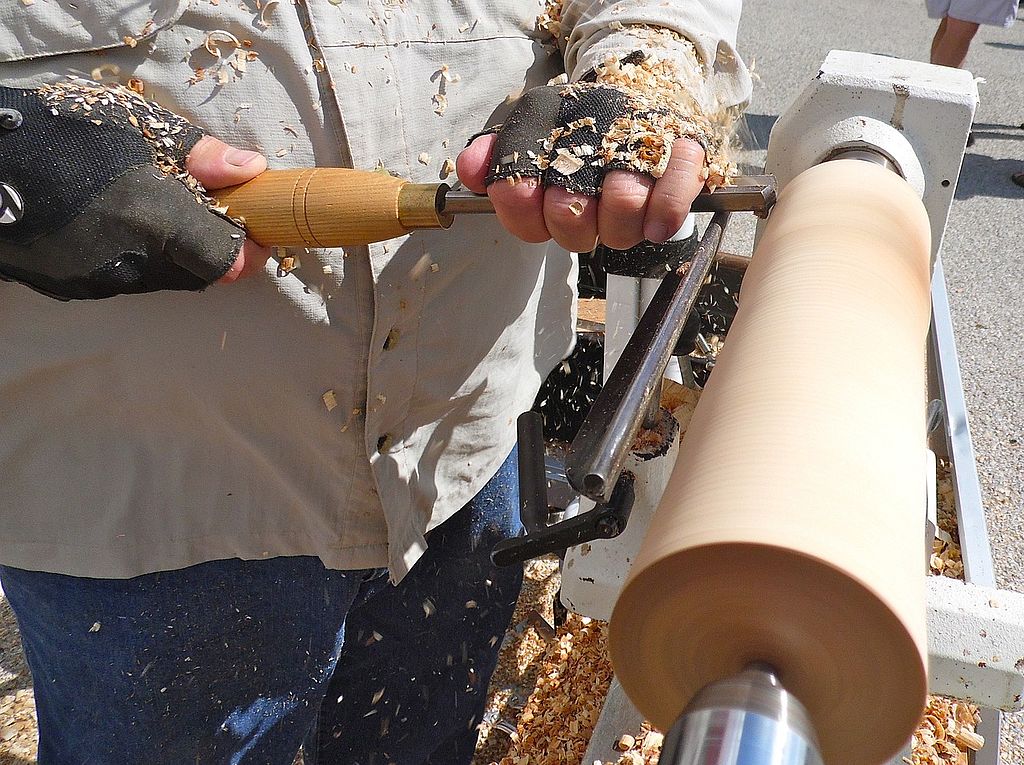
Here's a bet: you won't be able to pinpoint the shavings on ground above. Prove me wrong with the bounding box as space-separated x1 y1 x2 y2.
905 696 984 765
473 557 561 764
0 590 38 763
931 459 965 579
440 158 456 180
486 613 613 765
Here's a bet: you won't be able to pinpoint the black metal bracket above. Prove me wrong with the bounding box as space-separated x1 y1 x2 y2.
491 411 636 567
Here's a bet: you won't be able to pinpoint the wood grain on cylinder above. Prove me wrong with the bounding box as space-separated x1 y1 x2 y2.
609 160 932 765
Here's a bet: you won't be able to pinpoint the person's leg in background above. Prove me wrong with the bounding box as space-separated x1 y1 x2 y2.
930 15 981 67
312 447 524 765
930 15 949 62
0 556 377 764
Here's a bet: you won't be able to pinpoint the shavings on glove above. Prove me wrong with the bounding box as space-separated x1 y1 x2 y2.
0 79 245 300
487 39 736 196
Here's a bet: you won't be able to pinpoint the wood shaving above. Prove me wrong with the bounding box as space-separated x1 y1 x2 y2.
440 158 456 180
274 247 299 276
203 30 241 59
322 390 338 412
417 152 431 166
568 200 585 216
257 0 279 28
89 64 120 82
549 149 585 176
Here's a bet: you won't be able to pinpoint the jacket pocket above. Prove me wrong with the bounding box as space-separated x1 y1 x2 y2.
0 0 188 63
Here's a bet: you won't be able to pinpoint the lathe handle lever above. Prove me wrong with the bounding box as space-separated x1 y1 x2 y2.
491 452 635 567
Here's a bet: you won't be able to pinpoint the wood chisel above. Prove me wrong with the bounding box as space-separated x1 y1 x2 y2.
212 167 776 248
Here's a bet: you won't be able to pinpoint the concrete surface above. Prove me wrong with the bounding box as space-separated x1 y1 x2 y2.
728 2 1024 761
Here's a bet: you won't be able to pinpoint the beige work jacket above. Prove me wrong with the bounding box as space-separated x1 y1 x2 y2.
0 0 749 580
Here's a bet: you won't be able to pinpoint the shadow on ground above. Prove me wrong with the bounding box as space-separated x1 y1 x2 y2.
985 41 1024 52
972 123 1024 142
955 153 1024 201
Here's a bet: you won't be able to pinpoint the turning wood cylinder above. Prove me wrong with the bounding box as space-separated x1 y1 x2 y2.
609 160 932 765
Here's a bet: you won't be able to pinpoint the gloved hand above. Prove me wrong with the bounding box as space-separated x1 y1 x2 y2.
457 51 730 252
0 80 269 301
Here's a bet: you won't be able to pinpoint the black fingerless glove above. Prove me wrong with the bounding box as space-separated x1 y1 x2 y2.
486 51 721 197
0 81 244 300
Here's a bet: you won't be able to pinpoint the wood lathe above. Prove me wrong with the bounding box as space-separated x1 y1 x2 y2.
217 51 1024 765
523 52 1024 765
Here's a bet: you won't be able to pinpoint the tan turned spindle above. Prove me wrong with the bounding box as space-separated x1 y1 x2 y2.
610 160 933 765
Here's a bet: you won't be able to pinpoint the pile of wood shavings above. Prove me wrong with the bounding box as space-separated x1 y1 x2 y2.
909 459 984 764
486 613 613 765
931 459 965 579
475 557 562 763
0 591 36 763
906 696 984 765
532 0 738 190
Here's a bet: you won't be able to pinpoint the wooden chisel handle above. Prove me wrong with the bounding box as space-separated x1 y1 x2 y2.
212 168 453 248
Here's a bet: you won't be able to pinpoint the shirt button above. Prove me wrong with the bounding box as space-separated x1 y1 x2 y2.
383 327 400 350
376 434 393 453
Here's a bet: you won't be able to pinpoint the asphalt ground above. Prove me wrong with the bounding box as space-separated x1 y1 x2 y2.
728 1 1024 760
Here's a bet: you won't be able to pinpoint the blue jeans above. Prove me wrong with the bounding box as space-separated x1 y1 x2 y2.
0 450 523 765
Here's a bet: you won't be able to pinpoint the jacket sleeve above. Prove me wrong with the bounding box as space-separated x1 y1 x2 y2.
559 0 751 115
